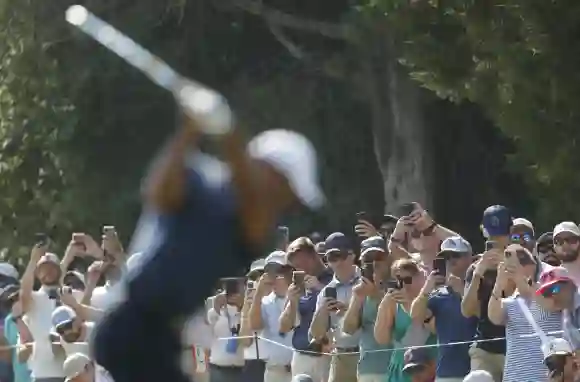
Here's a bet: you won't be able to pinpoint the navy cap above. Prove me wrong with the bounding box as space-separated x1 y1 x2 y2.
325 232 351 255
402 347 432 373
360 236 386 258
481 205 512 238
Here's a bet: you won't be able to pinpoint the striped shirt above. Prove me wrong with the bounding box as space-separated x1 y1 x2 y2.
502 295 562 382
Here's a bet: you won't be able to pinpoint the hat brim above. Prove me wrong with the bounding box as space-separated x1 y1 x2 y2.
360 247 385 258
438 250 468 258
382 214 398 223
554 229 580 238
536 278 573 295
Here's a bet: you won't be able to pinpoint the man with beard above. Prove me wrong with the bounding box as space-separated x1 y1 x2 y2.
552 222 580 284
21 244 83 382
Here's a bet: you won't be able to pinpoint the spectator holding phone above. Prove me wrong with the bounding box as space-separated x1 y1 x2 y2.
280 237 333 382
375 259 434 382
488 245 561 382
410 237 477 382
552 222 580 285
50 305 93 357
342 236 392 382
309 233 360 382
2 283 33 382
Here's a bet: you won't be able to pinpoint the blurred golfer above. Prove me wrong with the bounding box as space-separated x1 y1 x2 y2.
93 106 323 382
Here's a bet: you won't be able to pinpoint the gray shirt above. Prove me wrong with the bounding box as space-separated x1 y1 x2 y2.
315 268 361 348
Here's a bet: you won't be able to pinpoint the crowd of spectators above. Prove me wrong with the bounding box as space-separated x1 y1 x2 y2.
2 203 580 382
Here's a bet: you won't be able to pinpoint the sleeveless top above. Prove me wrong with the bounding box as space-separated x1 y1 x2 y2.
503 295 562 382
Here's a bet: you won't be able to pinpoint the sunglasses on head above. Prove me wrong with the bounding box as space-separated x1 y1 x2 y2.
541 281 571 298
511 233 533 243
554 236 580 246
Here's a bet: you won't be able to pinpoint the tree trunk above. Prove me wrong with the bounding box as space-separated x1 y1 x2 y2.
363 37 431 213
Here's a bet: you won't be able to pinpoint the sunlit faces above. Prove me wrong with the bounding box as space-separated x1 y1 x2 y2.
391 259 424 296
554 232 580 263
36 262 60 285
510 224 535 251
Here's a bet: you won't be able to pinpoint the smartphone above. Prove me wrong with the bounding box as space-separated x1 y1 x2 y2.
103 226 116 236
433 258 447 277
485 241 496 251
398 202 417 217
361 262 374 282
324 286 337 299
292 271 306 287
276 226 290 251
385 279 400 290
246 280 255 290
35 233 48 246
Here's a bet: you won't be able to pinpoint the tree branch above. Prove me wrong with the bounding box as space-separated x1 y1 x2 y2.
221 0 350 40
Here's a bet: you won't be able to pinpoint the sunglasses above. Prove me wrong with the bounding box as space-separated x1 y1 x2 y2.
511 233 533 243
326 251 350 263
541 282 566 298
56 320 74 336
554 237 580 246
396 276 413 285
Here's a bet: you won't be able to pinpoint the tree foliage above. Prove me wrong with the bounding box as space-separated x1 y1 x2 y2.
371 0 580 228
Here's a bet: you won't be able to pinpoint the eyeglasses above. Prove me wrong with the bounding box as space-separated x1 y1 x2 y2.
541 282 566 298
511 233 533 243
554 236 580 246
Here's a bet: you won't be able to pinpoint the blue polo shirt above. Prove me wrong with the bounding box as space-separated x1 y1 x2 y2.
427 286 477 378
94 153 258 382
292 268 333 352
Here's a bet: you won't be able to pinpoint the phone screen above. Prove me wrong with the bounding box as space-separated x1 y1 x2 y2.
433 258 447 277
276 226 289 251
362 262 374 282
385 279 400 290
292 271 305 287
324 286 337 299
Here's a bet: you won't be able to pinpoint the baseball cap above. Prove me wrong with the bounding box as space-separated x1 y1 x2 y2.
265 251 287 266
0 263 18 280
536 267 575 296
248 258 266 274
324 232 351 255
36 253 60 267
383 214 398 224
463 370 494 382
360 236 386 258
291 374 314 382
537 232 554 248
247 129 324 210
438 236 472 257
63 353 91 381
542 337 573 359
0 283 19 301
553 222 580 238
513 218 535 235
481 205 512 238
315 242 325 256
402 347 432 373
52 306 76 330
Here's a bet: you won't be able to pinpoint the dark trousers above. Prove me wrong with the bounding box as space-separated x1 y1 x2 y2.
208 364 243 382
242 359 265 382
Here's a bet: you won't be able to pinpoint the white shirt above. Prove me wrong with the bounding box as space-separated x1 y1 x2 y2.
207 305 244 367
24 288 83 378
259 293 293 365
59 322 94 357
90 282 123 312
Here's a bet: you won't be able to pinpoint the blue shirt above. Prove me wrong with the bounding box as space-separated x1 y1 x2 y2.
4 314 31 382
292 268 333 352
94 154 258 382
427 286 477 378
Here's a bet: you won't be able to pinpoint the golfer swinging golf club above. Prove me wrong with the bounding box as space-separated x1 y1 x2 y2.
80 24 324 382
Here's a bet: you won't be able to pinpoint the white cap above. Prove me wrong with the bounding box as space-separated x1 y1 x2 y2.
63 353 91 381
265 251 287 266
463 370 494 382
248 258 266 273
0 263 18 279
52 306 77 329
439 236 472 255
542 337 573 359
554 222 580 238
36 253 60 267
513 218 535 235
247 129 324 210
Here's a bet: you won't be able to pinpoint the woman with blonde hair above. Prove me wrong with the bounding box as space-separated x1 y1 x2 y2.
374 259 436 382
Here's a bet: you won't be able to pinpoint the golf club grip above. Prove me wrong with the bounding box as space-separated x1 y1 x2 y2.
66 6 234 134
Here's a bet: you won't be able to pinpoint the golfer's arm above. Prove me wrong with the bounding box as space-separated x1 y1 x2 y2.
143 121 200 213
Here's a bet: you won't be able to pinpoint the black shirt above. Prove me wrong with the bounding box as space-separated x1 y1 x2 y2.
465 264 506 354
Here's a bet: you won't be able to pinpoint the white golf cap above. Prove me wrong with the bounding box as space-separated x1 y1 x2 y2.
265 251 287 266
63 353 91 381
247 129 324 210
513 218 535 235
542 337 573 359
553 222 580 238
248 258 266 273
0 263 18 279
